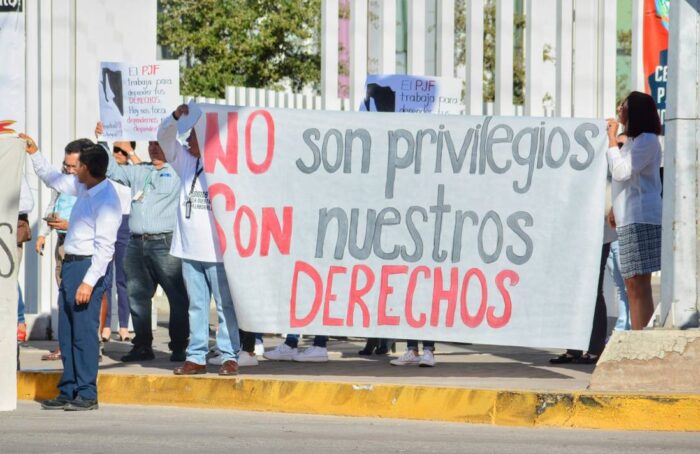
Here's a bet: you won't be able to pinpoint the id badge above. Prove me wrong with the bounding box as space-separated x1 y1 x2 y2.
185 200 192 219
132 190 144 202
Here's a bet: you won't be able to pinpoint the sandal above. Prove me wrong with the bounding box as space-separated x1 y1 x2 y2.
41 349 62 361
549 352 580 364
573 353 599 364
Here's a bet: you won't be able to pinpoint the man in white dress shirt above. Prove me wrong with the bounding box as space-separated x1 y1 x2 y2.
20 133 121 411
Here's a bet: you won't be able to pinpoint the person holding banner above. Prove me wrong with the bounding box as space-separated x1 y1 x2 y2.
157 104 245 375
35 140 91 362
20 133 121 411
95 122 190 363
606 91 663 330
16 175 34 343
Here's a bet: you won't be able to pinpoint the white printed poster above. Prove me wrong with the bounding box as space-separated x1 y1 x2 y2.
99 61 180 141
0 1 25 134
0 138 24 411
359 74 464 115
199 105 608 350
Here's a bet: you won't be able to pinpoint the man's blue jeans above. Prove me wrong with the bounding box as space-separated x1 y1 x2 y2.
57 258 108 401
125 234 189 352
17 284 25 324
182 260 240 365
607 241 631 331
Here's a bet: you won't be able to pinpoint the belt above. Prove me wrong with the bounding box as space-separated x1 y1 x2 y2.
18 213 28 222
131 232 172 241
63 254 92 262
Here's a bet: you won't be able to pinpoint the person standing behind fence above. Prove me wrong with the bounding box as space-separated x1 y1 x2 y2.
606 91 663 330
95 122 190 363
157 104 241 376
21 134 121 411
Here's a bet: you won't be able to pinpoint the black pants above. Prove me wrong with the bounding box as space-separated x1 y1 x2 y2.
568 242 610 357
240 330 256 353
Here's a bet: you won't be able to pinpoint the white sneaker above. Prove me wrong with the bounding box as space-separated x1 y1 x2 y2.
254 339 265 356
390 349 421 366
207 350 224 365
419 349 436 367
263 343 297 361
292 346 329 362
237 351 259 367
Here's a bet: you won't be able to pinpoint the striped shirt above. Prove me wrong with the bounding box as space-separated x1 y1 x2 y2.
102 143 180 235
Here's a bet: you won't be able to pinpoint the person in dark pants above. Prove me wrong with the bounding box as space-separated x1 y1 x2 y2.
21 134 121 411
96 122 190 362
100 139 141 342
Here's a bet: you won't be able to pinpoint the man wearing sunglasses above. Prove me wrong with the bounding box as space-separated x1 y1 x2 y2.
111 141 141 166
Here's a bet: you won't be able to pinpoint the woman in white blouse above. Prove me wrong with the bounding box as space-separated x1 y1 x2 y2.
606 91 663 330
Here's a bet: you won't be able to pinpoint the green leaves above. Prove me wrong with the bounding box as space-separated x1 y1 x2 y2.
158 0 321 97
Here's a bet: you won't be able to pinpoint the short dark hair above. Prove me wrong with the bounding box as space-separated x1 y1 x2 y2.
79 145 109 179
623 91 661 137
64 138 94 154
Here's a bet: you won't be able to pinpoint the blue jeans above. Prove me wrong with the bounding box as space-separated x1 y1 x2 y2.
608 241 631 331
125 234 189 352
105 215 130 328
17 284 25 324
57 258 108 401
182 260 240 365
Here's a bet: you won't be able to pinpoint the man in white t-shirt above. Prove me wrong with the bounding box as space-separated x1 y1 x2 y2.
157 104 241 376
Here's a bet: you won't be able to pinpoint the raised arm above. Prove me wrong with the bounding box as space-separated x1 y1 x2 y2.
20 134 80 196
157 104 188 164
99 141 134 187
607 134 660 182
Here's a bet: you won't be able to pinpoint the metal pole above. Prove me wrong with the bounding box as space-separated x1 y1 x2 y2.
660 0 700 328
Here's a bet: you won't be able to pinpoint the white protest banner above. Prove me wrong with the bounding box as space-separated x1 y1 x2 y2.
199 106 608 350
0 138 24 411
359 74 464 115
0 1 25 134
99 61 179 141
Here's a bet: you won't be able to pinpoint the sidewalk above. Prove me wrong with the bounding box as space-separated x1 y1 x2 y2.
16 295 700 432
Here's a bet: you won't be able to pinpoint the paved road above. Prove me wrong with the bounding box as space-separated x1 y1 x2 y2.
0 402 698 454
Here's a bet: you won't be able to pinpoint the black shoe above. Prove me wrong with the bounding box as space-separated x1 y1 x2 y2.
120 346 155 362
41 397 71 410
64 396 98 411
170 350 186 362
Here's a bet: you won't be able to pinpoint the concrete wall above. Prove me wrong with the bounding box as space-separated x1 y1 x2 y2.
22 0 157 339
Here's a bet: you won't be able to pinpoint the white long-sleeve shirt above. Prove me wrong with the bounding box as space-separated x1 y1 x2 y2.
157 114 223 262
19 175 34 214
30 152 122 286
606 132 662 227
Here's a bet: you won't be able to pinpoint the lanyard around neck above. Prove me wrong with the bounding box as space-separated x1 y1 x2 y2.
188 158 203 198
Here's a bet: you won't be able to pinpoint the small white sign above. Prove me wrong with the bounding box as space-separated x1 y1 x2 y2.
99 61 180 140
359 74 464 115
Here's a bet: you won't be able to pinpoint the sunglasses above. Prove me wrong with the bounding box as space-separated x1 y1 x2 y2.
113 146 129 157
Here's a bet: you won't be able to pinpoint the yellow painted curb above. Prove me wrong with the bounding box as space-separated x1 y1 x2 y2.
17 371 700 431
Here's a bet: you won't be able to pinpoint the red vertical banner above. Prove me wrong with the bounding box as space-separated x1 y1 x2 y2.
643 0 670 131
